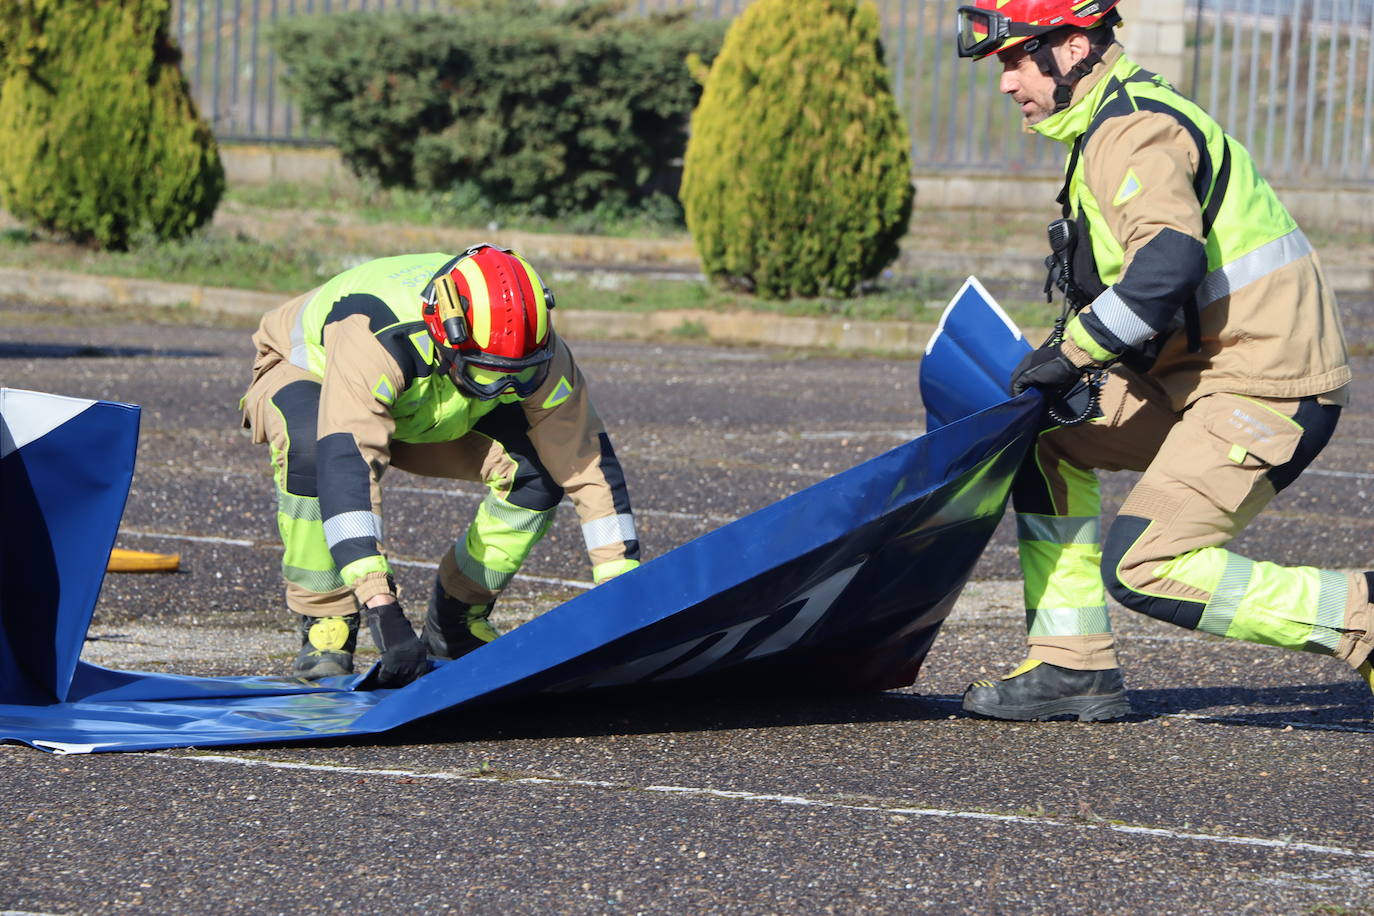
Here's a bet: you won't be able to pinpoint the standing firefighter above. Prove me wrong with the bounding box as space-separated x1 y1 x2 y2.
241 246 640 687
954 0 1371 720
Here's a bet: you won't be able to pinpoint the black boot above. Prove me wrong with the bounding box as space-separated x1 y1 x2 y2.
421 579 497 661
962 659 1130 722
292 612 359 679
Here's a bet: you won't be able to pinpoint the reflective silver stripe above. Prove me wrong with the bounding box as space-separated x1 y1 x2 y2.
1088 286 1155 350
276 490 322 522
1016 514 1100 545
282 564 346 593
290 306 311 370
481 494 556 534
1026 605 1112 637
1197 552 1253 637
582 513 638 551
1196 228 1312 308
1305 569 1348 654
456 545 515 592
323 510 383 547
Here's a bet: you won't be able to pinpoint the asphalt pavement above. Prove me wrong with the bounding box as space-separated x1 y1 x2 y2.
2 289 1374 915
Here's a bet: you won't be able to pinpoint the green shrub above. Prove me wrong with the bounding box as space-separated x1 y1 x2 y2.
271 0 725 217
0 0 223 249
680 0 913 299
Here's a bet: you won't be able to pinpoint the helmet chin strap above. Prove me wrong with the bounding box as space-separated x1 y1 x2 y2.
1027 35 1105 113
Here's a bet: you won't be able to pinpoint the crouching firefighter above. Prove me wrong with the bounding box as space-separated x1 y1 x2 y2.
954 0 1373 720
241 245 640 687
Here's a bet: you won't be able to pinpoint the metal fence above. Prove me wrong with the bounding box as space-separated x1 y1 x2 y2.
171 0 1374 183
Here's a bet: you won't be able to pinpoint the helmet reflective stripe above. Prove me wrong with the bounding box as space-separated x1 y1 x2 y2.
446 247 549 356
453 256 492 348
514 256 549 344
470 247 546 357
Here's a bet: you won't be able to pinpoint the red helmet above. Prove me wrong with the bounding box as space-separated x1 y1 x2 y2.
422 244 556 400
956 0 1122 60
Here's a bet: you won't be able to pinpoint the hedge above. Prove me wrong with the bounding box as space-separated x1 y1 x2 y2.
271 0 726 217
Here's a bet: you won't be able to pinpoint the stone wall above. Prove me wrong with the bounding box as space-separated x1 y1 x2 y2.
220 144 1374 232
1120 0 1190 85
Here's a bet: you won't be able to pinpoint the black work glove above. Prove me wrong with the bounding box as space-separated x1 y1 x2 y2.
363 600 430 689
1008 344 1082 397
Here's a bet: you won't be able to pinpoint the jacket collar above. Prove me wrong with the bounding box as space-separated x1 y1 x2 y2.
1031 44 1136 144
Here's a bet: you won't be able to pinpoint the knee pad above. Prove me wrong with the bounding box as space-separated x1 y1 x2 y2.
1102 515 1205 629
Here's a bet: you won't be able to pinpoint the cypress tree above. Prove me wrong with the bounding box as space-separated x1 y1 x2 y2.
0 0 223 249
680 0 914 299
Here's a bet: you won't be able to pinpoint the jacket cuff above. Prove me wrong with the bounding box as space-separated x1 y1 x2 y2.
1064 315 1118 367
593 559 640 584
346 567 395 606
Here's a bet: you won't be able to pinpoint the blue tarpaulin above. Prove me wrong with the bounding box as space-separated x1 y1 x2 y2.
0 278 1037 752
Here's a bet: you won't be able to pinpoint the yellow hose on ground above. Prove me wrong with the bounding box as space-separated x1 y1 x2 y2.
107 548 181 573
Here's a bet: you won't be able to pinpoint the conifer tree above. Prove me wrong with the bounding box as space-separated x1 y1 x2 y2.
0 0 223 249
680 0 913 299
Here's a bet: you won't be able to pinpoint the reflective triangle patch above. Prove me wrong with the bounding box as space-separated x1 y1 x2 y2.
542 376 574 409
410 330 434 364
373 375 397 406
1113 169 1143 206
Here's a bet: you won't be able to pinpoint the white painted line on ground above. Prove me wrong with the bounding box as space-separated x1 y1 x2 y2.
913 695 1374 734
115 529 594 589
388 485 736 525
196 466 263 479
118 529 255 547
388 556 593 590
796 430 916 441
1302 468 1374 481
154 752 1374 862
1162 712 1374 735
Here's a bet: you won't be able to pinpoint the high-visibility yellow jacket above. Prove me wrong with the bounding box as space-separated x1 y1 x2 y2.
1037 46 1350 410
247 253 639 593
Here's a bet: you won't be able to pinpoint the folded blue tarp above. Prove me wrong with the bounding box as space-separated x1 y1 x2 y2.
0 278 1036 752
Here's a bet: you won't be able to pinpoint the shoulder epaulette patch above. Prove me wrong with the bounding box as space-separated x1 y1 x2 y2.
373 375 397 406
1113 169 1143 206
542 376 574 409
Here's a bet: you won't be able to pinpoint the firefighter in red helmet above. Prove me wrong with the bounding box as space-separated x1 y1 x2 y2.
955 1 1370 721
241 246 640 687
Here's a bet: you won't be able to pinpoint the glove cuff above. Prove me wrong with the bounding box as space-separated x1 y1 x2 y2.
364 600 417 650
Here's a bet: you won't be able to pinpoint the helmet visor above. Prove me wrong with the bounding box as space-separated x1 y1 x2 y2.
956 6 1047 59
956 7 1006 58
452 349 552 400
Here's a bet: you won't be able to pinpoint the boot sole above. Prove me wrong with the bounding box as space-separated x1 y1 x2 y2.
293 652 354 680
963 693 1131 722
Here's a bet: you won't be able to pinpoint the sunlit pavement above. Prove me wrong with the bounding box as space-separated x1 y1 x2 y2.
3 294 1373 915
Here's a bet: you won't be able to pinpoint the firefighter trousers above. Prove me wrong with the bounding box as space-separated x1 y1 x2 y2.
1012 367 1374 672
244 360 563 618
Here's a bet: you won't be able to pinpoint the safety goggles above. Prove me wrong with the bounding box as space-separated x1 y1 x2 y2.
955 6 1043 59
451 349 552 400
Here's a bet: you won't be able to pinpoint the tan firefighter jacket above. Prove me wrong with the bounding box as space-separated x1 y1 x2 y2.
1036 45 1350 411
246 253 639 605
